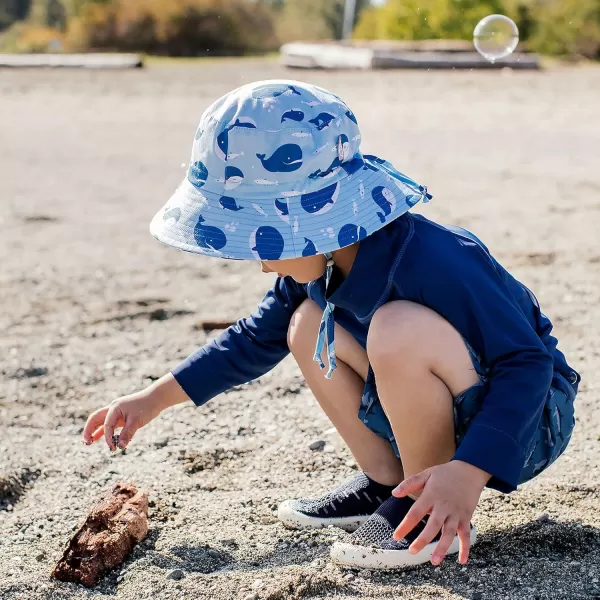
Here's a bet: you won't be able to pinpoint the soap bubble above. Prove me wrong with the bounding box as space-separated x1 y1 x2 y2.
473 15 519 63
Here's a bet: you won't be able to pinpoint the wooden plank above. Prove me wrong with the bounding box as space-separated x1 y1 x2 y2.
0 53 143 69
373 51 539 69
280 43 373 70
281 42 539 70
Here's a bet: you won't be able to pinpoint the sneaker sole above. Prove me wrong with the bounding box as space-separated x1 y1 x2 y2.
330 527 477 569
277 501 369 533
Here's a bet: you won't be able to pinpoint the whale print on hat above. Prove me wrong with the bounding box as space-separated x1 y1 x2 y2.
301 183 339 215
256 144 303 173
215 118 257 161
345 110 358 125
309 112 336 131
188 161 209 188
281 109 304 123
219 196 244 211
338 224 367 247
250 226 285 260
194 216 227 251
151 79 431 260
302 238 318 257
251 84 301 99
274 198 290 223
224 166 244 190
371 186 397 223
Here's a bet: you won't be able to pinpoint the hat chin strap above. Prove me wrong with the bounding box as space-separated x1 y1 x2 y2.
313 252 337 379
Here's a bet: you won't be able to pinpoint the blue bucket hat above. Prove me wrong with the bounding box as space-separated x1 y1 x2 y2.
150 79 431 377
150 79 430 262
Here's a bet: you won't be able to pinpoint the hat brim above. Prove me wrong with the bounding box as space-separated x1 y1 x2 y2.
150 155 428 261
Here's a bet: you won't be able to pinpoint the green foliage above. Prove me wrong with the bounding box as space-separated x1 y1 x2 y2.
276 0 369 42
354 0 600 58
65 0 279 56
1 0 598 58
527 0 600 58
356 0 510 41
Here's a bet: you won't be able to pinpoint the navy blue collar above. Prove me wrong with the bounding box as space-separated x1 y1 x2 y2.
326 215 413 320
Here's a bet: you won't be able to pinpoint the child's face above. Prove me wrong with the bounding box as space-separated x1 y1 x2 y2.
261 255 326 284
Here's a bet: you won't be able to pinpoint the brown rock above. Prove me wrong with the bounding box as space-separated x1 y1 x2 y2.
51 482 149 588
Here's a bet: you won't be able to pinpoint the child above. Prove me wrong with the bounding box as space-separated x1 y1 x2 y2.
82 80 579 570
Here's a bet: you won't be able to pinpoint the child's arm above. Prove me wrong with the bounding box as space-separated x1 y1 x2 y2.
171 275 308 406
82 372 188 450
83 276 307 450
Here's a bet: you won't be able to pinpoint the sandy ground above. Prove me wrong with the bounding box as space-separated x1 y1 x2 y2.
0 59 599 600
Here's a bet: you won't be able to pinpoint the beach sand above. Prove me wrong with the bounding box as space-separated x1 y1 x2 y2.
1 59 599 599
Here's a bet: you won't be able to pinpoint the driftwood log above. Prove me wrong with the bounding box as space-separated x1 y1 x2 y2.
51 482 148 587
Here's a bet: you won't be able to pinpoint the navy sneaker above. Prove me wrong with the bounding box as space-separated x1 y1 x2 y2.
277 472 396 532
330 495 477 569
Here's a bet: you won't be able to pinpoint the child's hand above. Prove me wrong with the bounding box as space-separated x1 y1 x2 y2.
81 373 189 451
392 461 491 565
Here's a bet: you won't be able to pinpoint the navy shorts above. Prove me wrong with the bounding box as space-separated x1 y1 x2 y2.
358 343 578 487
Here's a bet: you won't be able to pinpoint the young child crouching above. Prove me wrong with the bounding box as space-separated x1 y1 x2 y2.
83 80 579 569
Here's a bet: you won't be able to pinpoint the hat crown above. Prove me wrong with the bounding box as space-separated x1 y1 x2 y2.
188 80 362 198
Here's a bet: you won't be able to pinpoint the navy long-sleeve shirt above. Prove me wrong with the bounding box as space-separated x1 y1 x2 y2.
173 213 578 492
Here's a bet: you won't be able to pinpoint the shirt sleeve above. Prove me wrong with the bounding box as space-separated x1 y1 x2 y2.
404 242 554 493
171 276 308 407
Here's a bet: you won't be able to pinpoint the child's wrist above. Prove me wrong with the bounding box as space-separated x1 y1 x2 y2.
149 372 192 410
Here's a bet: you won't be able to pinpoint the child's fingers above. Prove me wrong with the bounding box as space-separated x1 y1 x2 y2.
392 470 430 498
117 416 141 450
91 426 105 442
431 518 459 565
408 510 445 555
457 521 472 564
393 496 429 541
82 407 109 444
103 405 124 451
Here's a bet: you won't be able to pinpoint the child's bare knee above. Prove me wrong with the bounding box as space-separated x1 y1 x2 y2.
287 299 321 354
367 301 435 368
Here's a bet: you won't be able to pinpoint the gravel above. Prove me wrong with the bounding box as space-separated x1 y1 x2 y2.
0 59 599 600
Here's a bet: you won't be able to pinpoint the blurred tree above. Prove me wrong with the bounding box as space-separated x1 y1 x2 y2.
355 0 505 40
354 0 600 57
257 0 285 10
0 0 32 31
46 0 67 29
66 0 279 56
528 0 600 58
276 0 369 42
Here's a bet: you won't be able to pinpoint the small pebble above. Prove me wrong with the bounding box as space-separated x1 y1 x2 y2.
207 549 220 559
472 593 483 600
35 552 46 562
309 440 326 452
166 569 185 581
538 513 550 522
244 594 259 600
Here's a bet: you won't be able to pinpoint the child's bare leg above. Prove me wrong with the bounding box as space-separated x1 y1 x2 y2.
288 299 404 486
367 301 480 480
